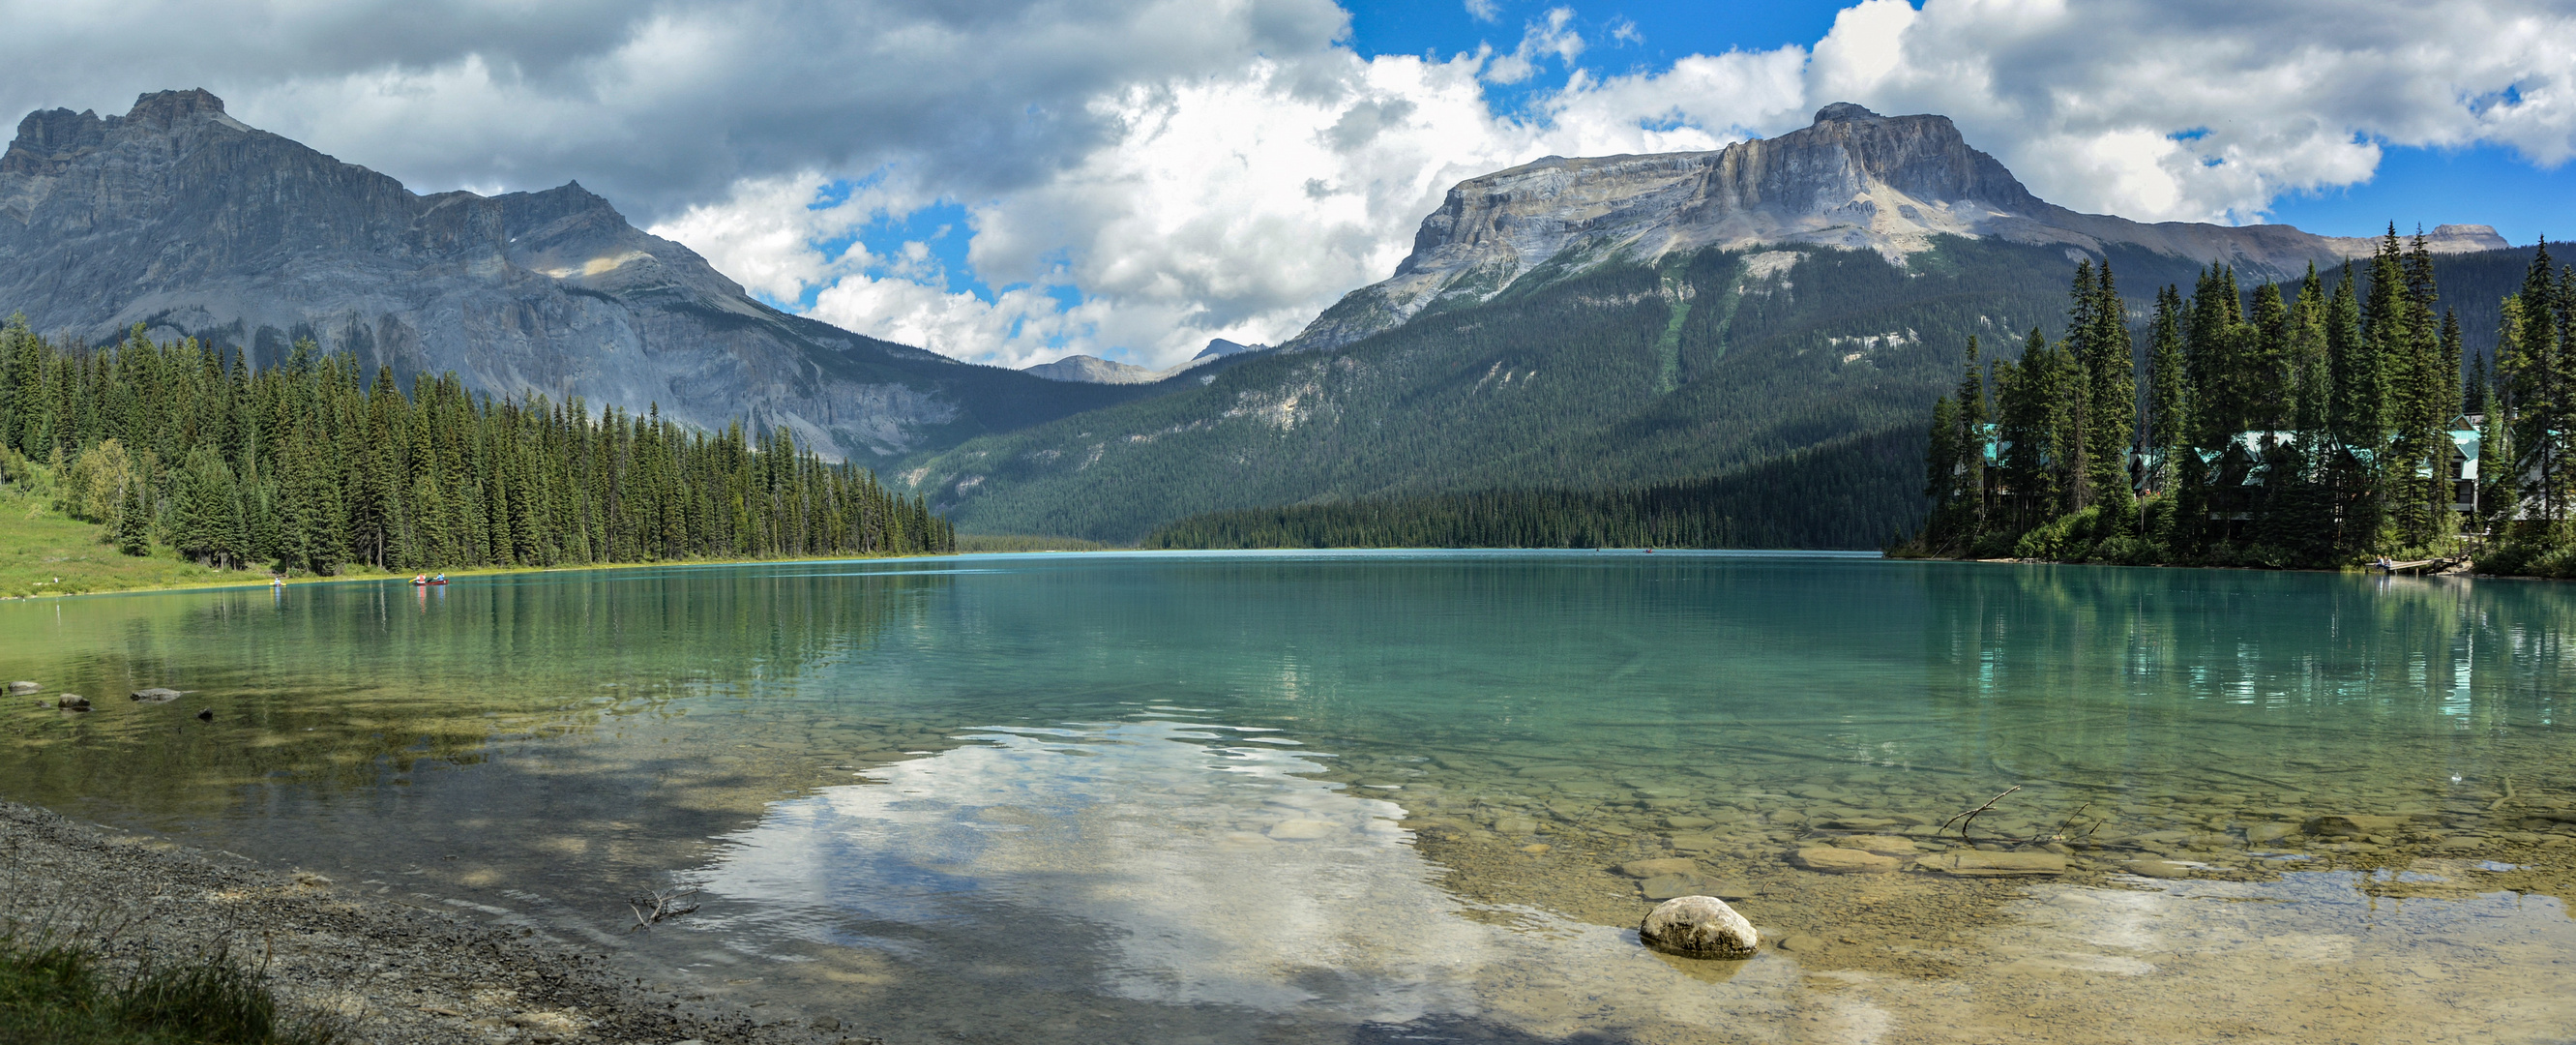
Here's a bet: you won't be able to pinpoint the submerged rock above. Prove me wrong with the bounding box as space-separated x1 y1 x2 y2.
1638 895 1758 959
6 681 38 695
1831 834 1917 855
1791 847 1899 874
1617 857 1699 879
1639 874 1704 901
2306 814 2407 837
1925 851 2066 877
131 688 181 704
56 696 91 711
2124 858 2192 879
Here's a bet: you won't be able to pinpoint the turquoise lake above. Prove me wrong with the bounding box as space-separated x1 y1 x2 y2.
4 551 2574 1043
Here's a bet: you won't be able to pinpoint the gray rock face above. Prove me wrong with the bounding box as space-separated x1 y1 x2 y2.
0 90 1133 459
1286 103 2509 352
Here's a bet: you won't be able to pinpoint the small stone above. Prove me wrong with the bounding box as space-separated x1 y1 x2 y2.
1831 834 1917 855
292 872 332 888
1927 851 2067 877
130 688 181 703
6 681 38 695
56 696 90 711
1791 847 1899 874
2246 822 2297 845
812 1018 842 1031
1639 873 1704 901
195 708 213 722
1666 833 1720 853
1664 815 1716 829
1495 816 1539 836
1638 895 1758 959
1778 934 1825 953
1617 857 1699 879
1520 843 1551 854
2124 858 2191 879
2436 836 2486 851
1267 820 1336 841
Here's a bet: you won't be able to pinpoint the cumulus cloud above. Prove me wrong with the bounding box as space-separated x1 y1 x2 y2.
1 0 2570 368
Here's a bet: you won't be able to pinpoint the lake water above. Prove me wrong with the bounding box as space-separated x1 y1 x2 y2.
5 551 2575 1043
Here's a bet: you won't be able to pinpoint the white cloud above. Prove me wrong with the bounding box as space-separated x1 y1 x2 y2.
4 0 2573 369
1804 0 2576 224
1484 7 1586 85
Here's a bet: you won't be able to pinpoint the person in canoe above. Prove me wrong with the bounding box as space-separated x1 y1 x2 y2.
412 573 428 585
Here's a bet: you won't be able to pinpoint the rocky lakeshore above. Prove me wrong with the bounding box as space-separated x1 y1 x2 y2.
0 801 868 1045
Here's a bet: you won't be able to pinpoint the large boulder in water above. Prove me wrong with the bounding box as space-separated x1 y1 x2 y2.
130 688 181 704
1639 895 1758 959
7 681 39 695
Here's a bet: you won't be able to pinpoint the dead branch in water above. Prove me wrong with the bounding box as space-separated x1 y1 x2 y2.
624 887 699 933
1939 785 2022 843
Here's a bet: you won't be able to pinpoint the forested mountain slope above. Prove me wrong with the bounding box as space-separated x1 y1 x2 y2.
900 236 2221 542
0 89 1145 460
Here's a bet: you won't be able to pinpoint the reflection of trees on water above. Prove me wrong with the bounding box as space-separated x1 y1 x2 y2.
1915 564 2576 793
0 567 944 818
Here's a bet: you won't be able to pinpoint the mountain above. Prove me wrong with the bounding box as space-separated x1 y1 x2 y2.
1023 339 1274 384
1023 354 1167 384
896 104 2527 543
1286 103 2506 353
1196 338 1267 360
0 89 1145 459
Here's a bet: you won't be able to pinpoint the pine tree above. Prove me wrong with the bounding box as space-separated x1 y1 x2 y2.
114 479 149 556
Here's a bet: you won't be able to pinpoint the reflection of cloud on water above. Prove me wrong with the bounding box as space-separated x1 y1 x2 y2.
685 721 1808 1033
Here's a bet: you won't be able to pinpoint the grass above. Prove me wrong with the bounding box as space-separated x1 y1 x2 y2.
956 533 1121 552
0 934 342 1045
0 487 246 598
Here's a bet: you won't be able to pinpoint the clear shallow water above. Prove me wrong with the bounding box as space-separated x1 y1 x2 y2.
4 552 2576 1043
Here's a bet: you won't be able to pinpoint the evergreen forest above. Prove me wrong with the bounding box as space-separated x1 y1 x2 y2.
1144 424 1923 551
0 319 954 579
1911 227 2576 575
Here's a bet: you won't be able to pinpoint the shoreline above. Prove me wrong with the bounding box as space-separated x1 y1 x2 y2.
0 550 965 603
0 800 864 1045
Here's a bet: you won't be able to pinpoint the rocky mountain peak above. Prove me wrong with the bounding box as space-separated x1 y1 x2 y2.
1811 102 1883 123
1285 103 2510 353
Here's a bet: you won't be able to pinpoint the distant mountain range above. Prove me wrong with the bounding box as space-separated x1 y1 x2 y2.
892 104 2530 542
1021 338 1270 384
0 90 1148 459
0 93 2532 546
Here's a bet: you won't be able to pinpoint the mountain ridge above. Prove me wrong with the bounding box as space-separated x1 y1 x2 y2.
1284 104 2506 353
0 89 1141 459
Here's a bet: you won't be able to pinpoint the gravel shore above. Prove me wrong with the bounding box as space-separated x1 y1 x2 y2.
0 800 866 1045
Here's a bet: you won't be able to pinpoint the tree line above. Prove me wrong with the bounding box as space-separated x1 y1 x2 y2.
0 319 954 575
1911 226 2576 571
1145 425 1924 551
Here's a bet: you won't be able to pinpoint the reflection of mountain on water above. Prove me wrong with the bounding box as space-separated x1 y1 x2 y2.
0 564 950 820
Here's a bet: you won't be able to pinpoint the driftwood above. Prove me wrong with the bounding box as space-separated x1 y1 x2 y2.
1939 786 2022 843
624 887 699 933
